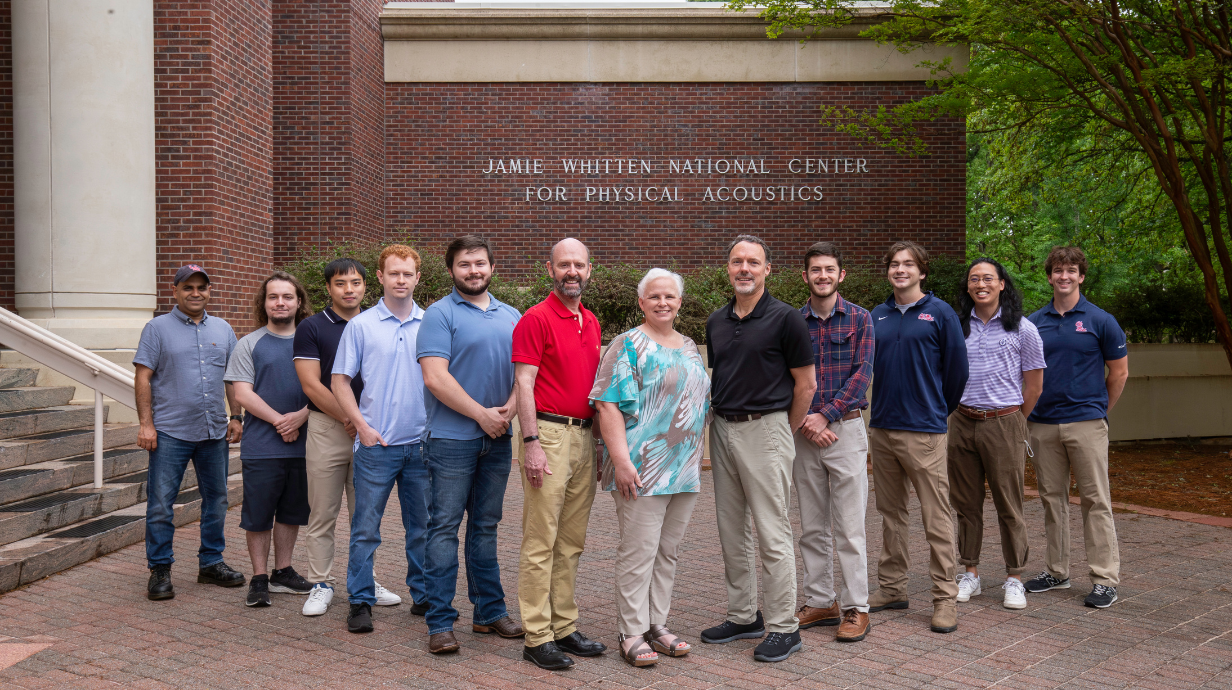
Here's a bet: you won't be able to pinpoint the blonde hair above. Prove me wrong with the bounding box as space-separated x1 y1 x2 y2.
637 268 684 299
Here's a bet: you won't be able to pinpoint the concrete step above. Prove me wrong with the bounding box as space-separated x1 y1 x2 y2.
0 447 147 506
0 386 75 414
0 453 242 547
0 369 38 390
0 404 109 441
0 469 244 593
0 423 139 471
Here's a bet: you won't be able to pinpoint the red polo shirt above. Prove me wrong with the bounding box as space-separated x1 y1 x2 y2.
512 291 602 419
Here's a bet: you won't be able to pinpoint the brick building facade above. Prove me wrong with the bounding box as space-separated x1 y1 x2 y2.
3 1 965 337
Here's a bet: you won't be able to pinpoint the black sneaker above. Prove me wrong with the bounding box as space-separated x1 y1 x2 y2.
410 601 429 616
348 603 374 633
269 566 312 594
198 561 246 587
1084 584 1118 608
700 610 765 644
753 631 802 662
147 564 174 601
246 575 271 607
1023 571 1071 593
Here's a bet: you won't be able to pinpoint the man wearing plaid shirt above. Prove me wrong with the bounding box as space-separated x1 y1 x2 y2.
793 242 875 643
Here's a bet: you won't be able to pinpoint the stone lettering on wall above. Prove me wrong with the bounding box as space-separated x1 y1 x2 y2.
480 156 868 204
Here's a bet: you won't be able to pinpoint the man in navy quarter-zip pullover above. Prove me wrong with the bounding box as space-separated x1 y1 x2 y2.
865 241 968 635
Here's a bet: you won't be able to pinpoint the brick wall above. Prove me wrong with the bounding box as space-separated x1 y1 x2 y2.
385 82 965 275
0 1 12 311
155 0 273 332
272 0 385 268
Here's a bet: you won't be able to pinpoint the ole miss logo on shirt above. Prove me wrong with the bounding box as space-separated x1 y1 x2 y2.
1075 321 1088 333
918 313 935 322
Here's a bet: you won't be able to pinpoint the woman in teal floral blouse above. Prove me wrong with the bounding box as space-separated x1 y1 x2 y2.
590 268 710 668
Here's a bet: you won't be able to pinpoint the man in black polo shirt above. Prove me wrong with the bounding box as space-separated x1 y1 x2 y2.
700 235 817 663
292 259 401 616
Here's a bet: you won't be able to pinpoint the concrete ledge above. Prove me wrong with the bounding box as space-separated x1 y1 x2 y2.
382 6 968 82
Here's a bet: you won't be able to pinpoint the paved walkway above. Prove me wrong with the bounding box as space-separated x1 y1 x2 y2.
1 472 1231 689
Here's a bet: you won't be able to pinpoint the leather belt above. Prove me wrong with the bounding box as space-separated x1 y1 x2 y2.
841 410 863 421
720 409 789 423
536 411 593 429
958 404 1020 421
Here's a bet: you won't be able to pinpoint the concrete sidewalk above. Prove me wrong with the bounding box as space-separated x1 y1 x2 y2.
1 472 1231 689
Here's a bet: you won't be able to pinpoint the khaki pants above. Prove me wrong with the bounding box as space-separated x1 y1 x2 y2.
869 428 958 603
612 491 698 636
304 411 356 584
518 420 596 647
947 412 1030 576
793 417 870 613
1028 419 1120 587
710 412 799 633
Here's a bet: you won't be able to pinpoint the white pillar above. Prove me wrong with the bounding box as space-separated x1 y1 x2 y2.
13 1 156 350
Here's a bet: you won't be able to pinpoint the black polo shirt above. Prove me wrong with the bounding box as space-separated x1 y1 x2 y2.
706 290 814 415
292 306 363 413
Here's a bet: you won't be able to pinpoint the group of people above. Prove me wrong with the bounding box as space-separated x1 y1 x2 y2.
133 233 1128 668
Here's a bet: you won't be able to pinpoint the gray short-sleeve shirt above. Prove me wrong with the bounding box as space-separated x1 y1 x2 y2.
133 306 237 442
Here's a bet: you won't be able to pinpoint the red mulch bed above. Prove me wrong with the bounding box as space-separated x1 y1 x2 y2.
1024 442 1232 517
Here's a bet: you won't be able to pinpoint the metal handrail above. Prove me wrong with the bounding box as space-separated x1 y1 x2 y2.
0 307 137 488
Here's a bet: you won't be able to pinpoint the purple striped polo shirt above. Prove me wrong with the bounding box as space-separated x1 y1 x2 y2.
960 309 1047 409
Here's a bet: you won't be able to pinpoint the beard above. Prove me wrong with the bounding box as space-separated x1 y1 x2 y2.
553 275 589 298
809 281 838 299
454 274 492 296
732 272 758 295
268 313 295 327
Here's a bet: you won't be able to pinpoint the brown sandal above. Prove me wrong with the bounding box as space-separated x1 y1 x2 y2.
618 633 658 667
644 624 691 657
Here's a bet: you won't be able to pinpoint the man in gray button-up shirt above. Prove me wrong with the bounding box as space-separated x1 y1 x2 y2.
134 265 247 600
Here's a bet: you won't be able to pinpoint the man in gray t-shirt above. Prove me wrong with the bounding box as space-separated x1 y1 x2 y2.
224 272 314 607
134 265 247 601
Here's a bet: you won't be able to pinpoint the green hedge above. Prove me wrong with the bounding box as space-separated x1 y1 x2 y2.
281 236 967 343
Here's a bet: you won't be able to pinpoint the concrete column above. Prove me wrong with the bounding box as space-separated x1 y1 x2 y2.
13 0 156 349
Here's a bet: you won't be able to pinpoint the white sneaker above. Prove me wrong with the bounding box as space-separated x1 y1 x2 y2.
374 581 402 606
956 572 982 602
1003 578 1027 610
302 583 333 616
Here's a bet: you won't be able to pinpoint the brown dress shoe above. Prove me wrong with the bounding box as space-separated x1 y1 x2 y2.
836 610 870 642
429 631 460 654
797 602 841 629
473 616 525 638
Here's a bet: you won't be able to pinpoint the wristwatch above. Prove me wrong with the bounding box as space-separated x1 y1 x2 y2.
523 435 539 444
229 415 243 422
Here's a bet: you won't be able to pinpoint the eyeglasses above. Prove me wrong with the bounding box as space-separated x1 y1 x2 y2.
968 276 999 286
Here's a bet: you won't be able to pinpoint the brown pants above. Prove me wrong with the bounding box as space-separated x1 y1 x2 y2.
947 411 1029 576
1028 419 1120 587
869 428 958 603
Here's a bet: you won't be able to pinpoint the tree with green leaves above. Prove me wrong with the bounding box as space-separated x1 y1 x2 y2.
728 0 1232 369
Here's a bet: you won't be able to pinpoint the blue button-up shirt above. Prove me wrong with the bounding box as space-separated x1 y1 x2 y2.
133 306 237 442
333 297 427 448
416 289 521 440
800 295 874 422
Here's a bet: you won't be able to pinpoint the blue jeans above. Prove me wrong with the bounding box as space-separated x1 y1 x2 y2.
347 442 430 606
145 432 230 569
423 435 512 634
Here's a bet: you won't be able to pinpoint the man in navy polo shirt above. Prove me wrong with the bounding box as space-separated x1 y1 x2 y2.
293 258 401 616
418 235 524 654
1024 246 1129 609
866 241 968 635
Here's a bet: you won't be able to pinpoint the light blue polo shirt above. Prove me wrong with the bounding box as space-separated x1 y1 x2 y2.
333 297 427 449
416 289 521 440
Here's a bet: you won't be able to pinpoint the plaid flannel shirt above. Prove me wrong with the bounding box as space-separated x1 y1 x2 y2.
800 295 874 421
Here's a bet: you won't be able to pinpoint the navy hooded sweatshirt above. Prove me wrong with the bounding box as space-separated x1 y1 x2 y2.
870 291 969 434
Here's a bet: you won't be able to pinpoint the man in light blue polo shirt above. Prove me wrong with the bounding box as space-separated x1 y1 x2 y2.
331 245 430 634
417 236 523 654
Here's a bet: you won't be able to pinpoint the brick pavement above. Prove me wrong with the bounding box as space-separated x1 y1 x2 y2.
2 471 1232 689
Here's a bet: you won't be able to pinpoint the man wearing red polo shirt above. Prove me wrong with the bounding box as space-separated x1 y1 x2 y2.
513 238 608 671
